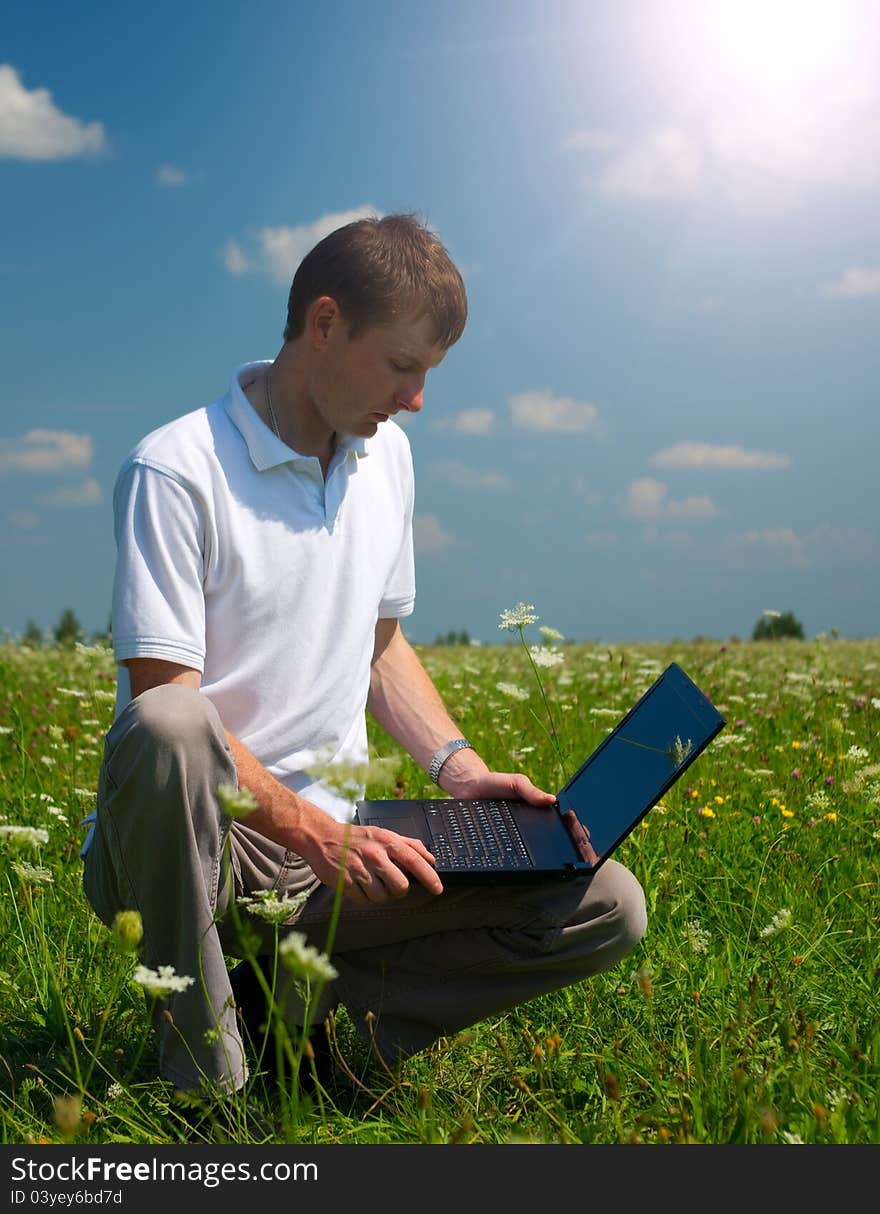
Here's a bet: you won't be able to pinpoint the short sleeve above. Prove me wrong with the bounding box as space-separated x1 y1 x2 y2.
110 459 207 671
377 434 415 619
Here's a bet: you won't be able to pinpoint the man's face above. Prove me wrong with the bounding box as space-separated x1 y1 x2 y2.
312 307 448 438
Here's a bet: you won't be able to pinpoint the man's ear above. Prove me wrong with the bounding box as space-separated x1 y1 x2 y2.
307 296 342 348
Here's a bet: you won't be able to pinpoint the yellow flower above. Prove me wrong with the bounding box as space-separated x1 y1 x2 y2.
824 812 838 822
714 795 724 805
780 807 794 818
700 807 716 819
791 740 802 749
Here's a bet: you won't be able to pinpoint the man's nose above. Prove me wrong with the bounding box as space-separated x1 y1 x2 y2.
395 382 425 413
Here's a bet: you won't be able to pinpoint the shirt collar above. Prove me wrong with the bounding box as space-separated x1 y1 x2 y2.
224 361 369 471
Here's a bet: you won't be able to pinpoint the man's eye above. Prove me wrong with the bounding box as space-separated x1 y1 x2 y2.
391 361 413 373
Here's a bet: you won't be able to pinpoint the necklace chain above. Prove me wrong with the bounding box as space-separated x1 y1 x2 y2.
265 366 282 440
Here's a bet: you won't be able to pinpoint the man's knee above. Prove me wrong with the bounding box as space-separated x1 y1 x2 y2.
127 683 219 752
610 863 648 953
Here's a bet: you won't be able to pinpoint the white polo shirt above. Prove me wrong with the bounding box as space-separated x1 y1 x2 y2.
108 360 415 824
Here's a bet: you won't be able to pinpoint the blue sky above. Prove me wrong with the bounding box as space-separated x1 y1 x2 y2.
2 0 879 646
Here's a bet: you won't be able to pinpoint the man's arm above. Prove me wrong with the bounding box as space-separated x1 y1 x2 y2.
367 620 557 806
124 658 443 903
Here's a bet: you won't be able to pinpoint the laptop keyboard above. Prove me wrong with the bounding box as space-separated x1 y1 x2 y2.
424 800 533 870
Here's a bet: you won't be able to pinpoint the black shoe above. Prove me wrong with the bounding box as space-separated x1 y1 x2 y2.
229 957 334 1092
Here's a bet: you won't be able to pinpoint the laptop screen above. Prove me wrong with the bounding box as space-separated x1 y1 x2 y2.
556 664 725 868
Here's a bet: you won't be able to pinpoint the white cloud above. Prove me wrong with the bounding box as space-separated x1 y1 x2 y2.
435 409 496 436
37 477 101 507
8 509 40 530
0 64 107 160
723 526 808 569
222 239 252 276
431 460 510 491
591 128 703 201
155 164 187 187
623 477 717 522
224 205 381 283
0 430 93 474
650 442 791 471
413 513 455 555
820 267 880 298
509 390 602 434
724 522 880 571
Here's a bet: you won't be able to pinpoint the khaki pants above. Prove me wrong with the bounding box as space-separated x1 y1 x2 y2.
82 685 647 1092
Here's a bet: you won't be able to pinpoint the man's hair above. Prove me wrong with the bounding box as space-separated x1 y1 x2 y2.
283 212 467 347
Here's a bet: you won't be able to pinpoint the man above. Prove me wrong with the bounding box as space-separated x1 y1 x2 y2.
82 213 646 1111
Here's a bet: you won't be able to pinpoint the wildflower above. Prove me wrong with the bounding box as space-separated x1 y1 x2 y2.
278 931 338 983
683 919 710 955
53 1094 82 1137
824 812 837 822
846 745 869 761
496 681 529 701
0 825 50 848
805 789 831 813
216 783 257 820
538 626 564 643
498 603 539 632
132 964 195 998
759 908 792 939
666 736 693 766
236 888 308 924
697 806 715 819
112 910 144 953
12 861 54 884
528 645 564 668
762 609 781 619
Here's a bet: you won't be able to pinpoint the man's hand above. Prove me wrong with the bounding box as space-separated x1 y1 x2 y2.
437 748 558 809
298 818 444 904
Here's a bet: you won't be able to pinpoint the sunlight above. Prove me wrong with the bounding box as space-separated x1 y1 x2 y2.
708 0 854 91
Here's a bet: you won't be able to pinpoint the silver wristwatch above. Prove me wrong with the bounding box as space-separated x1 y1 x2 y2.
428 738 474 785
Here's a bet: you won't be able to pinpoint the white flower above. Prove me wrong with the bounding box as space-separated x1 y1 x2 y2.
217 783 258 820
236 889 309 924
529 645 564 668
759 908 792 939
762 609 782 619
845 745 869 761
499 603 539 632
132 964 195 997
279 932 338 983
0 825 50 848
12 861 54 884
682 919 710 955
780 1131 804 1144
538 626 564 643
496 681 530 701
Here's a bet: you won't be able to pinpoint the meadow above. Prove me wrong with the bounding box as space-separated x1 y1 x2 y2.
0 622 878 1145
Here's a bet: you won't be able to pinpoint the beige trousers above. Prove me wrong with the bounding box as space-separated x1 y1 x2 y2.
82 685 647 1092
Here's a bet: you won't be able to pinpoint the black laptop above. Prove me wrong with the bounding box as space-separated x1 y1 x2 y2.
355 662 726 881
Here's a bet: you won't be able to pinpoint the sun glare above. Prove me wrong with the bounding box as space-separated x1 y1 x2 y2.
665 0 879 106
709 0 852 87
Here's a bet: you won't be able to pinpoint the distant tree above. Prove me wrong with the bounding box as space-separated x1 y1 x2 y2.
751 610 804 641
23 618 43 646
433 629 471 646
54 607 84 647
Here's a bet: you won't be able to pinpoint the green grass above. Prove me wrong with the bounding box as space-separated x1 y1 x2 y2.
0 630 877 1144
